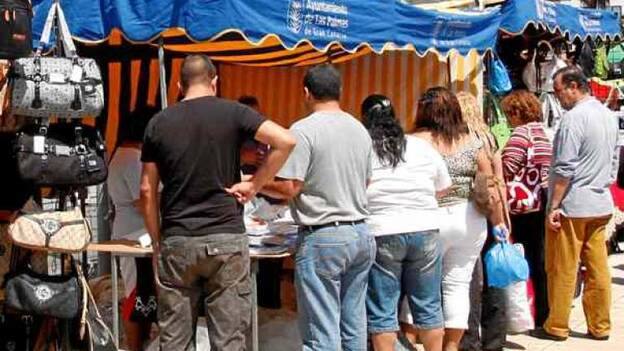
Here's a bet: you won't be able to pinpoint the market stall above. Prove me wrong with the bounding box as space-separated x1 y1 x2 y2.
487 0 621 133
12 0 510 349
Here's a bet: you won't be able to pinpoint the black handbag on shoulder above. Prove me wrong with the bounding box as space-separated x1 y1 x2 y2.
3 265 81 319
0 0 32 60
15 122 108 187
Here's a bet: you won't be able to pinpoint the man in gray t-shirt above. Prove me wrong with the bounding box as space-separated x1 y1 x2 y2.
260 64 375 351
278 109 372 225
536 66 618 342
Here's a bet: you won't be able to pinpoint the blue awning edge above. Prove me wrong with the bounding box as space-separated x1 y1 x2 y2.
500 0 621 41
31 0 504 56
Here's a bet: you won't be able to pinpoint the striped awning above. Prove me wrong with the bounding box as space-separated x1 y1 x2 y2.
158 30 374 67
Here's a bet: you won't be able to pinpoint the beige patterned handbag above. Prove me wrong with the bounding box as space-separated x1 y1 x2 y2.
8 207 91 253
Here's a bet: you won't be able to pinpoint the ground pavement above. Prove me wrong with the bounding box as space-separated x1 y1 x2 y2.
505 252 624 351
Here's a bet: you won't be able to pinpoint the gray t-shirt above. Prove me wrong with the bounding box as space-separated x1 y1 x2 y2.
277 111 373 226
549 97 619 217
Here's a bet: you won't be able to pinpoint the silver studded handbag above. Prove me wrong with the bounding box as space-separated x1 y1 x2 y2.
8 207 91 253
10 2 104 119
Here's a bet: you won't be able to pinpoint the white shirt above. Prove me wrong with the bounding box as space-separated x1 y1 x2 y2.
108 146 146 239
367 136 452 236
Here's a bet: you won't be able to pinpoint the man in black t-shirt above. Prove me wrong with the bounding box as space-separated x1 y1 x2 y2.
140 55 295 351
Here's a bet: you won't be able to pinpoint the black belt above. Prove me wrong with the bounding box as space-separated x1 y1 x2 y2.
302 219 365 232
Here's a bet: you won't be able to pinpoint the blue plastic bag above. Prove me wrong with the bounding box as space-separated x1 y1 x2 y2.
488 55 512 96
484 240 529 288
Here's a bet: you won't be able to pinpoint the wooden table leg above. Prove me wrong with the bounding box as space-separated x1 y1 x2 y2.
251 259 259 351
112 254 120 347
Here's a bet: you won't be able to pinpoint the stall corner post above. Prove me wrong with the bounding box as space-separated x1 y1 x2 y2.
158 38 168 110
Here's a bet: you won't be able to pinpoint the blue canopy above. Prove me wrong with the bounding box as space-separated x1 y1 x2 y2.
31 0 504 56
501 0 621 40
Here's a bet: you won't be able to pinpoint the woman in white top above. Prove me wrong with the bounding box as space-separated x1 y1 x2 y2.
363 95 452 351
108 108 158 351
401 88 507 351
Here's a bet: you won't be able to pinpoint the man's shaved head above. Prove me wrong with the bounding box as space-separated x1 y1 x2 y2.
180 55 217 90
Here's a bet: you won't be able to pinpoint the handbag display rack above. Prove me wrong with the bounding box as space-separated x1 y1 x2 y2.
0 1 112 350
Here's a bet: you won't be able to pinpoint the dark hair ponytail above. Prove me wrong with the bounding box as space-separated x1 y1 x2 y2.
361 94 406 168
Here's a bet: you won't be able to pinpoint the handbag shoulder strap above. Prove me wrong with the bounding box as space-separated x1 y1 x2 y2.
55 4 77 57
36 3 76 57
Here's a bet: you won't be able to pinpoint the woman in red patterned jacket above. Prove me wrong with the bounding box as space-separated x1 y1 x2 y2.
500 90 553 329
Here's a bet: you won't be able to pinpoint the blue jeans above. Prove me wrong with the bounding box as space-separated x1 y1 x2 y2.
295 223 375 351
366 230 443 333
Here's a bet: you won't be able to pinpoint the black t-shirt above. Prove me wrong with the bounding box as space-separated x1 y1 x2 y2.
141 96 265 237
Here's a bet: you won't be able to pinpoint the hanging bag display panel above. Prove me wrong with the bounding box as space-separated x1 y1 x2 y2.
10 2 103 119
0 0 32 59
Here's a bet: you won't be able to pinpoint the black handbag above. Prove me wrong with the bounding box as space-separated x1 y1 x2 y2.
15 123 108 187
3 266 81 319
0 0 32 60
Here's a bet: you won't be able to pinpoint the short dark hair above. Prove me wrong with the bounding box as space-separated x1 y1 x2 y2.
554 66 589 93
413 87 468 143
303 64 341 101
238 95 259 107
180 55 216 89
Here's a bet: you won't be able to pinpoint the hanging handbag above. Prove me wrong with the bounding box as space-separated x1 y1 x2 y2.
15 122 108 187
0 0 32 60
506 126 545 215
3 265 81 319
8 207 91 253
488 53 512 96
76 267 117 351
486 93 511 148
10 2 104 119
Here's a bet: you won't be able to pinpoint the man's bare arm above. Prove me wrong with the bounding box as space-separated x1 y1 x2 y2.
227 121 296 203
140 162 161 244
549 174 570 211
259 179 304 200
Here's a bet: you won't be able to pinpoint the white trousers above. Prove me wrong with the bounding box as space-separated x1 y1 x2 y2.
400 201 487 329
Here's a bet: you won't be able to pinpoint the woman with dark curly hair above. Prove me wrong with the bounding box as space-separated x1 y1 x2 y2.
501 90 552 329
363 94 451 351
400 87 508 351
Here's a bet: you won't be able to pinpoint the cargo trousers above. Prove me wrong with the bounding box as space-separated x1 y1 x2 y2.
157 233 251 351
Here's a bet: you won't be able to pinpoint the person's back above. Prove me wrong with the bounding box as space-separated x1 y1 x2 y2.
288 110 370 225
144 96 262 236
108 146 144 238
261 64 374 351
437 137 483 207
140 55 295 351
368 136 449 232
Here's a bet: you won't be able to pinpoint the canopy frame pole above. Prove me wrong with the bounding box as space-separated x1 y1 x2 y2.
158 38 168 110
